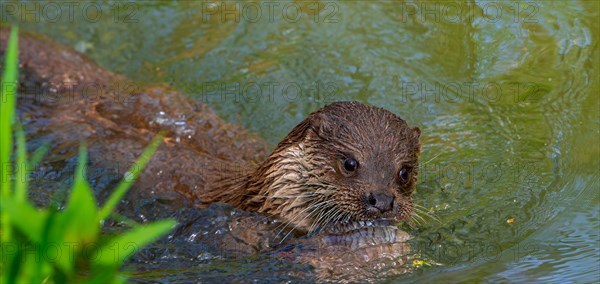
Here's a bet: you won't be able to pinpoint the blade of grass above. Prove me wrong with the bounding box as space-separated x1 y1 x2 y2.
97 134 163 221
35 209 59 283
14 123 28 202
0 25 18 246
5 245 22 284
28 142 50 169
61 144 98 243
0 25 18 196
106 212 144 228
94 219 176 267
0 198 48 243
73 143 88 185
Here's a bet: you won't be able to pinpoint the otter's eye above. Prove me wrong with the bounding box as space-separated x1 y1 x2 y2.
343 158 359 172
399 167 411 183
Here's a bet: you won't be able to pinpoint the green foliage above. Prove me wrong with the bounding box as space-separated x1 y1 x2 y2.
1 25 19 249
0 26 176 283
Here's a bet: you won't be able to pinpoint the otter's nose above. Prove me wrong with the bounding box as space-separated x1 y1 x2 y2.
367 191 394 213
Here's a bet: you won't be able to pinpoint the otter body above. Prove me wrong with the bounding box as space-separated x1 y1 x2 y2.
201 102 422 234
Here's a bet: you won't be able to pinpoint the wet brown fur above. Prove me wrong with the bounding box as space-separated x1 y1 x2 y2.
201 102 422 233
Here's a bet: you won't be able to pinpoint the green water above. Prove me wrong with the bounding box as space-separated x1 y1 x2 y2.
2 0 599 282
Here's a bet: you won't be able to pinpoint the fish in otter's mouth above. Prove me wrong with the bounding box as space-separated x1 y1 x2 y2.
201 101 422 236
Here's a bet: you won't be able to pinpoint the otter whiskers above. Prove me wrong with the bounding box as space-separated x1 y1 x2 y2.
274 198 335 242
407 204 440 228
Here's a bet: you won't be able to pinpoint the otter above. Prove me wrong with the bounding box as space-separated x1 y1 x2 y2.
4 28 421 281
200 101 422 234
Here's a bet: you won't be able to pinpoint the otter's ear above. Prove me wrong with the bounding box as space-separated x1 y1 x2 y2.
310 112 339 139
309 113 326 135
412 127 421 139
412 126 422 155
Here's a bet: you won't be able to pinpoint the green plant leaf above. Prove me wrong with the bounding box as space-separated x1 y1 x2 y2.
98 134 163 221
28 142 50 169
0 25 18 245
14 124 28 202
1 25 18 197
39 208 76 277
94 219 176 267
33 209 59 282
0 198 48 243
4 241 22 284
61 144 99 244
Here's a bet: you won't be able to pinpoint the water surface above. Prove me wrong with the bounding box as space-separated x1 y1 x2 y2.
2 0 598 282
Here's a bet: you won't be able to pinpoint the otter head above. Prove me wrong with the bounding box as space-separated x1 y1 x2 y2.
243 101 421 233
